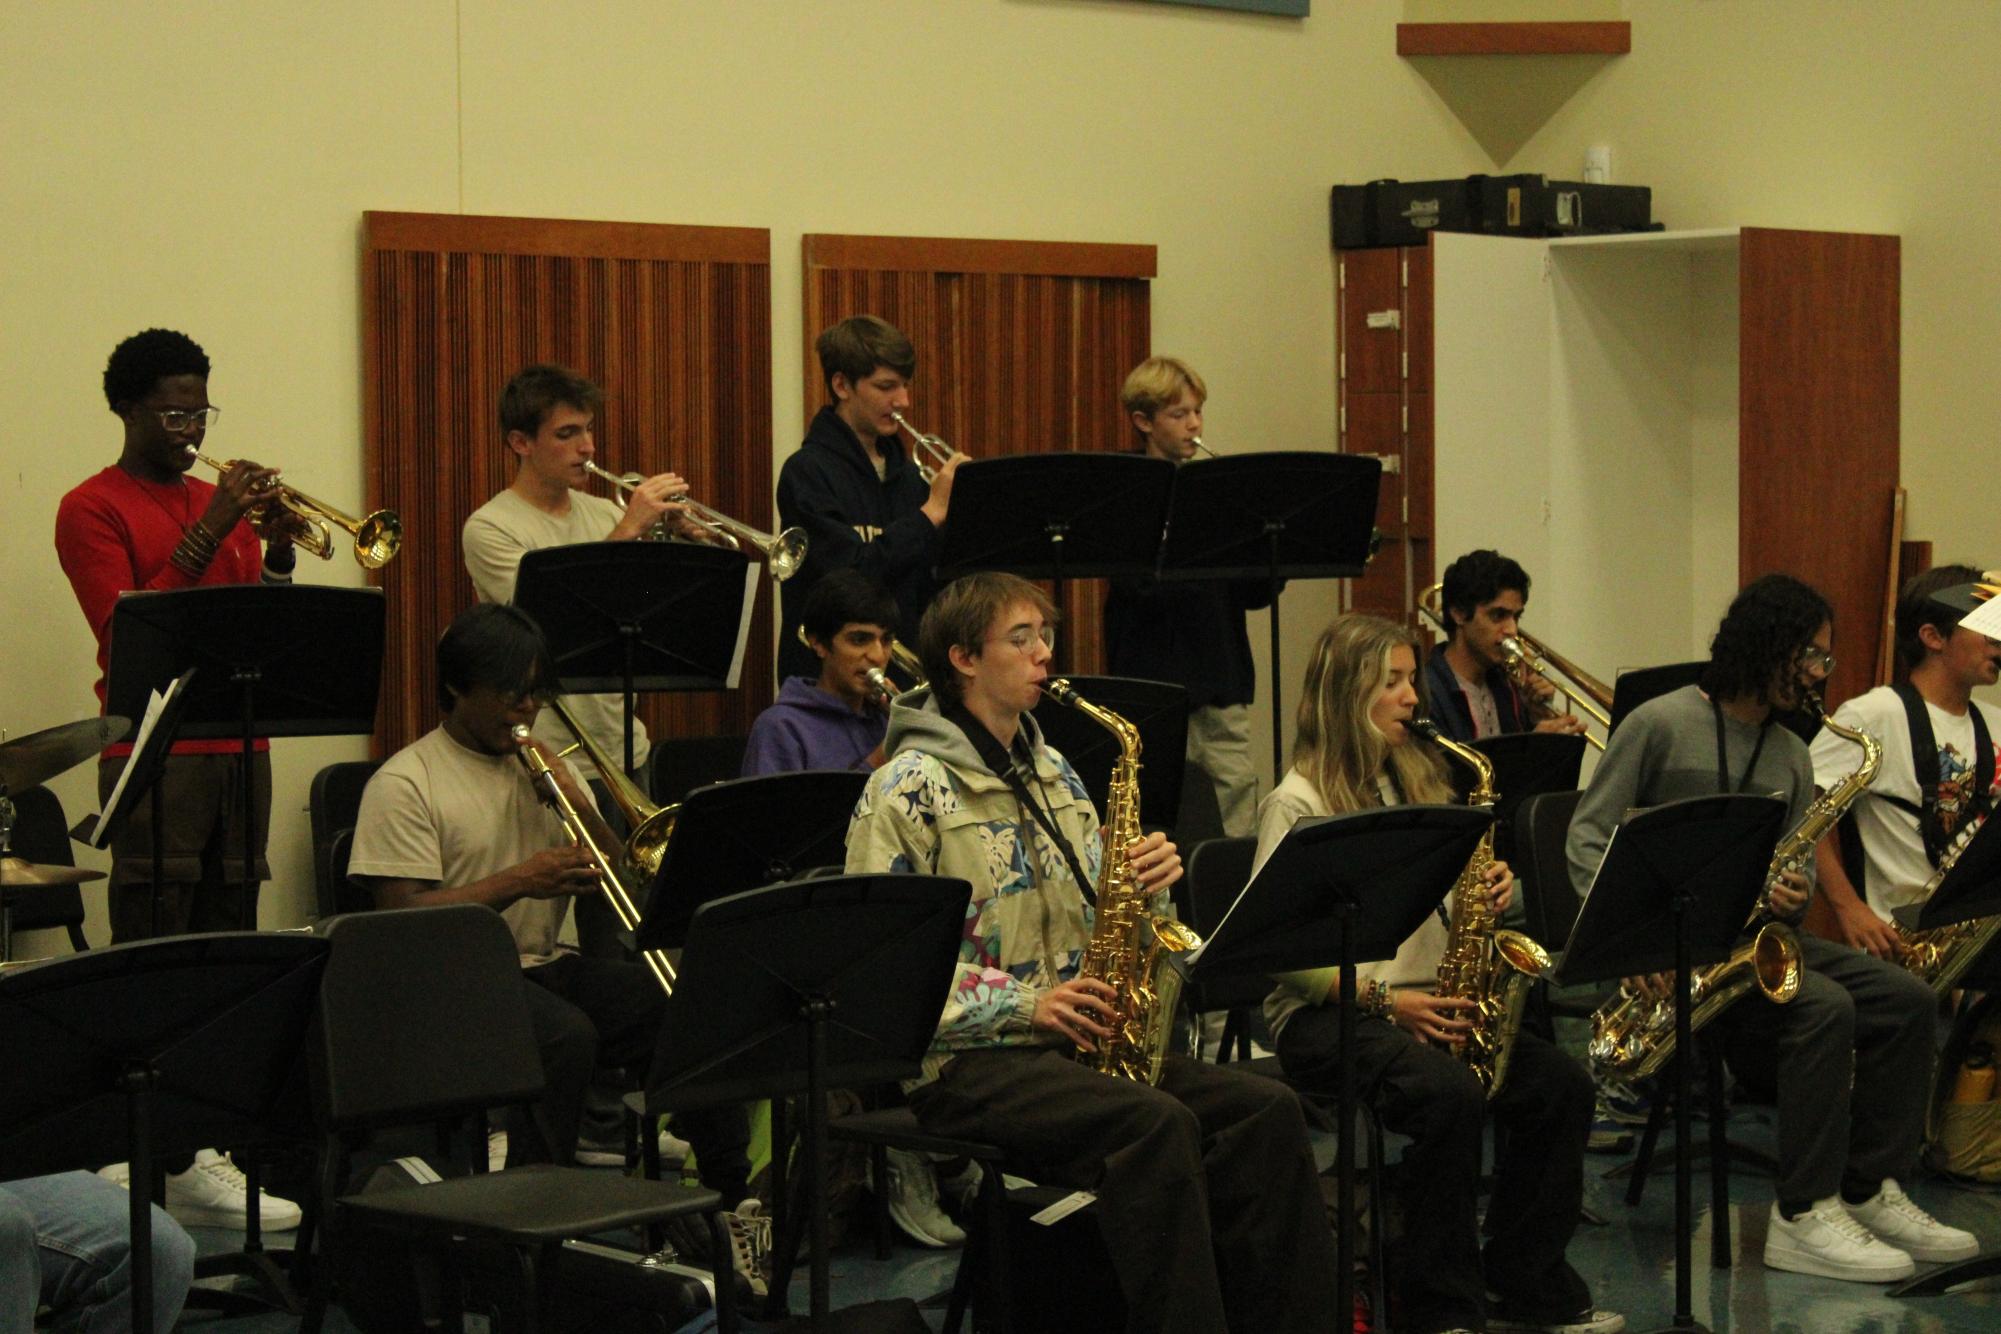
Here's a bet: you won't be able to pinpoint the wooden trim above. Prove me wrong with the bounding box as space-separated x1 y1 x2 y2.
365 211 769 264
1396 22 1631 57
803 233 1156 280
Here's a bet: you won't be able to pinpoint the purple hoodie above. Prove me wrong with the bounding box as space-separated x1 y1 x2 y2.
741 676 887 776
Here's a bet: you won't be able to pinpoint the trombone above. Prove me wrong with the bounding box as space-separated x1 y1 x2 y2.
889 412 961 484
187 450 402 569
513 723 675 994
1417 583 1611 751
582 460 807 581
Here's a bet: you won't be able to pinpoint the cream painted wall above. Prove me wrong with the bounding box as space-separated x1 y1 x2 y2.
4 1 1997 951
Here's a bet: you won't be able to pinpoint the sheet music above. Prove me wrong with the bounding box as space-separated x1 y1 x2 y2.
86 674 188 848
1959 586 2001 640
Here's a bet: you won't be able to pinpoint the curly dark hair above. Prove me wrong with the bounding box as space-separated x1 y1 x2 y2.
1701 574 1833 703
800 570 899 645
1439 548 1530 637
103 329 209 411
1895 563 1984 676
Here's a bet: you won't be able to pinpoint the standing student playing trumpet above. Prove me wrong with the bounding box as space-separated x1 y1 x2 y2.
775 316 961 681
346 604 766 1288
462 365 712 956
55 327 309 1234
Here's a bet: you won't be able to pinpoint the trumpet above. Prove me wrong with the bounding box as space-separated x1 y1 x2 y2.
792 626 929 699
582 461 807 581
889 412 961 483
1417 582 1609 751
1189 434 1219 459
188 450 401 569
512 724 675 994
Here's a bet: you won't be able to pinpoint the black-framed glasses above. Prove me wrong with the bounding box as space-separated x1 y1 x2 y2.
990 625 1057 655
153 407 220 432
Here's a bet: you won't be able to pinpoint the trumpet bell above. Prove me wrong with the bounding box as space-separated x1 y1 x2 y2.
352 510 403 570
766 527 807 581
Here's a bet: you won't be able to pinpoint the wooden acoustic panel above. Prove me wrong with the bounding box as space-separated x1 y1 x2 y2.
1738 228 1900 707
363 211 774 757
801 234 1157 676
1396 22 1631 57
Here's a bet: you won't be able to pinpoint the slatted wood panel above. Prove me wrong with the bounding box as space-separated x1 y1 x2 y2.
801 235 1156 675
363 211 774 757
1738 227 1900 708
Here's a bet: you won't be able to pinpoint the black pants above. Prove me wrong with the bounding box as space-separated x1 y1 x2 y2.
1717 932 1935 1206
1278 1009 1593 1334
910 1048 1340 1334
518 954 751 1203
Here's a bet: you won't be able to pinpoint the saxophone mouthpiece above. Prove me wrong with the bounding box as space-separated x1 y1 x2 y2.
1406 717 1442 743
1040 678 1077 705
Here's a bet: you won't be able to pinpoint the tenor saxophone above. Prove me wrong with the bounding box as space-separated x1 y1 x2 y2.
1407 719 1551 1098
1042 679 1202 1086
1894 809 2000 996
1588 701 1881 1082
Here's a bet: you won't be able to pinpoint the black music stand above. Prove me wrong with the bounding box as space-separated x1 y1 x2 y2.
1470 731 1590 869
1029 675 1189 830
1888 814 2001 1297
104 587 386 921
934 454 1173 670
634 771 868 952
1175 803 1493 1334
89 670 196 939
0 932 329 1334
514 542 758 775
1157 453 1383 781
1608 662 1707 737
646 874 970 1330
1557 794 1787 1334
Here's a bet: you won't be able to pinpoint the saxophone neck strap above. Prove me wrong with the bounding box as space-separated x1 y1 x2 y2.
1711 697 1774 795
945 702 1098 907
1890 682 1994 866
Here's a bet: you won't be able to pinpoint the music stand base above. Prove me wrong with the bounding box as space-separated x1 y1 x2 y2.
1890 1251 2001 1297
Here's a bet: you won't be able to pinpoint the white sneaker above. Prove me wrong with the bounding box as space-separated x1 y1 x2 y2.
1763 1197 1915 1282
102 1150 303 1231
1847 1179 1981 1263
879 1148 966 1248
719 1197 771 1298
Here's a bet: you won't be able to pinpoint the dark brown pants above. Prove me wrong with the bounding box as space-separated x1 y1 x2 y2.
97 751 271 942
911 1047 1341 1334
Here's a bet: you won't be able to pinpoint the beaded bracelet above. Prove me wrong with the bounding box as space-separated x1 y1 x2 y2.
169 523 221 578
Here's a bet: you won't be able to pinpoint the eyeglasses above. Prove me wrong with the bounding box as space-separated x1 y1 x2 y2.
1798 645 1836 675
990 626 1057 655
152 407 220 432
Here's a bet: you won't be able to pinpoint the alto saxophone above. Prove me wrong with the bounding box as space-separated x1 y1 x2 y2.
1042 679 1202 1086
1408 719 1551 1098
1588 700 1881 1082
1894 808 1999 996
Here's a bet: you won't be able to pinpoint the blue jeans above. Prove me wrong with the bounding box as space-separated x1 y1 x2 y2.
0 1172 194 1334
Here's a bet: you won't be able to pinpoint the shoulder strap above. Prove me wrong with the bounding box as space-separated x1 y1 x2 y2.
944 704 1098 906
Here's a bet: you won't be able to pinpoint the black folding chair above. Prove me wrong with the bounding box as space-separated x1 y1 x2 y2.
303 905 737 1333
308 761 380 920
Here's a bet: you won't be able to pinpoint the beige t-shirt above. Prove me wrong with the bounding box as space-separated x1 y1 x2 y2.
1255 768 1452 1043
462 486 651 778
347 725 586 967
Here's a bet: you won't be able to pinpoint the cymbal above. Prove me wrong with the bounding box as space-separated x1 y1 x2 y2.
0 716 131 791
0 856 106 888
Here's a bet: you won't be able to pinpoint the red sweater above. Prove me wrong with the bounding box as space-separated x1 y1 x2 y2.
55 465 270 756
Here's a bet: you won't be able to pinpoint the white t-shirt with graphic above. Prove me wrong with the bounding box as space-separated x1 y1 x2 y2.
1811 684 2001 921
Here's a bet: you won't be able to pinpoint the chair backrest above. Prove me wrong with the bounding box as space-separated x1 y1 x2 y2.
1514 789 1586 950
314 904 544 1131
324 827 375 917
1178 836 1269 1012
652 734 749 805
1 786 85 936
310 761 382 919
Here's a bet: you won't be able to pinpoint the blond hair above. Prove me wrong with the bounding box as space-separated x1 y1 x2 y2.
1291 613 1451 814
1120 357 1208 427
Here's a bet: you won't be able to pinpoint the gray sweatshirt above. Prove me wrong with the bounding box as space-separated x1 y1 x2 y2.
1566 684 1816 911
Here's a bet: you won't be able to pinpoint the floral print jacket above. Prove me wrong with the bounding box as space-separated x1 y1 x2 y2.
845 689 1111 1082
